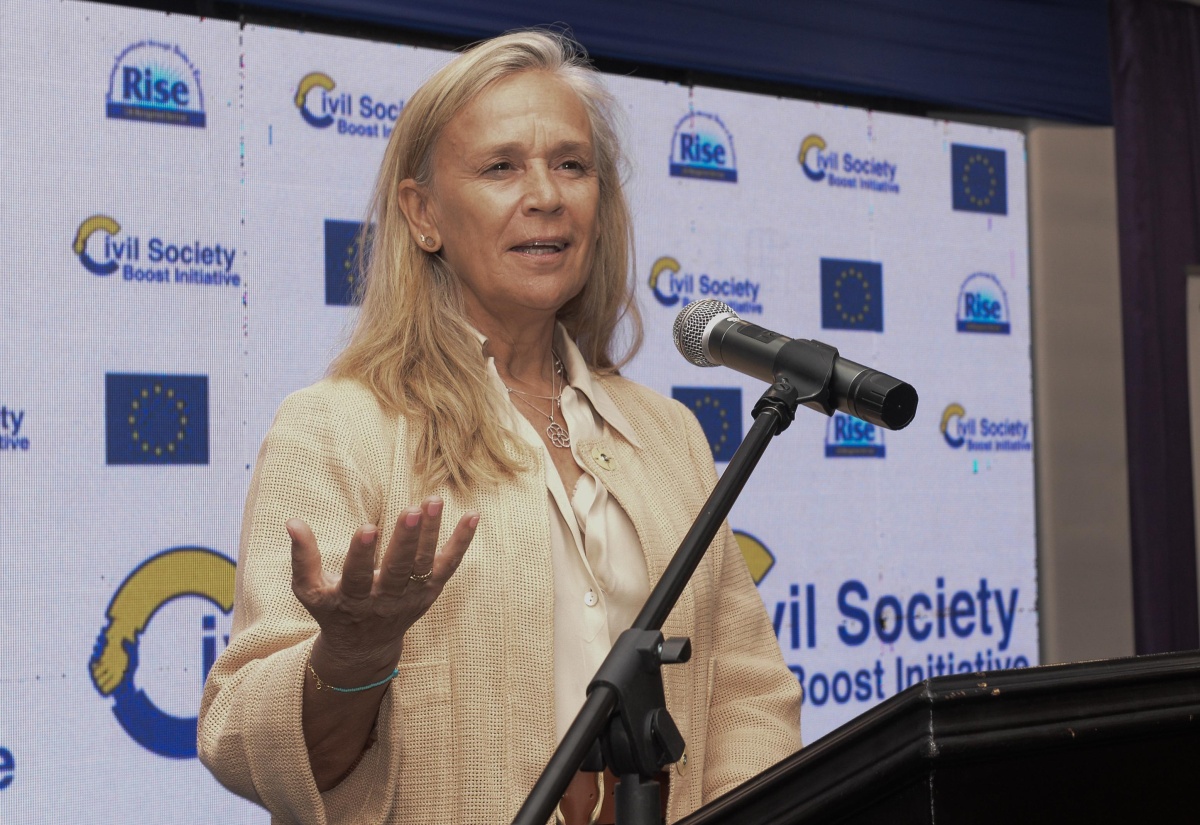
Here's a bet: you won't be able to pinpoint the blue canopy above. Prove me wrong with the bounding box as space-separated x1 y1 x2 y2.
247 0 1112 124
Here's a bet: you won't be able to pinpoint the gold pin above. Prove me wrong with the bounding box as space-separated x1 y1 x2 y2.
590 445 615 470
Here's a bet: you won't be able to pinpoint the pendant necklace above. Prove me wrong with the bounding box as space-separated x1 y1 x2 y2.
503 352 571 449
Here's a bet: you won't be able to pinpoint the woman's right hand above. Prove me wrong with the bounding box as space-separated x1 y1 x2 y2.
287 496 478 683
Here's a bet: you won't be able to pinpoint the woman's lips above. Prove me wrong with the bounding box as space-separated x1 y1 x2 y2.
510 239 568 255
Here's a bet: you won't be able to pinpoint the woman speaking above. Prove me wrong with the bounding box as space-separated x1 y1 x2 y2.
198 30 800 825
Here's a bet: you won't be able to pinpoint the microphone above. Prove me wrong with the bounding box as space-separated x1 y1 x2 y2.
673 299 918 430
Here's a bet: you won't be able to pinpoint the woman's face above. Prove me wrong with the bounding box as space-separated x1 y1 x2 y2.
415 71 600 328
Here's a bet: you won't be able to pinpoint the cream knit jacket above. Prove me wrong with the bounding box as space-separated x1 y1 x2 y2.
198 375 802 824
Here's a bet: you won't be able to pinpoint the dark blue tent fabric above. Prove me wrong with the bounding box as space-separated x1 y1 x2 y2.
1111 0 1200 654
245 0 1113 124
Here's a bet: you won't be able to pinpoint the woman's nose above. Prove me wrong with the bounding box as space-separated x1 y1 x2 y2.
523 164 564 213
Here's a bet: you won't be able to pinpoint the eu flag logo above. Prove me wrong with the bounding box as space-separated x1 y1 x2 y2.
673 387 742 462
951 144 1007 215
324 219 369 306
821 259 883 332
105 373 209 465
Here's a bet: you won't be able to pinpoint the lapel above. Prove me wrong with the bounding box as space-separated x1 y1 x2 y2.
575 431 700 745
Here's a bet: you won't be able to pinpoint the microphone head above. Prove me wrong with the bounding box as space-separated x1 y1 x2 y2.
673 299 737 367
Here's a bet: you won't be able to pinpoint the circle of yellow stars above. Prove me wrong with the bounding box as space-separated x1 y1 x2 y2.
342 234 362 294
691 395 731 453
832 267 872 326
962 152 997 207
128 383 188 457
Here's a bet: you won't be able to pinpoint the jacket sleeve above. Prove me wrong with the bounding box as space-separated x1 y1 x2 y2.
678 406 803 801
197 381 405 825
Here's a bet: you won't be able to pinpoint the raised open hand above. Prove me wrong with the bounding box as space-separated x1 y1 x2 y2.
287 496 478 679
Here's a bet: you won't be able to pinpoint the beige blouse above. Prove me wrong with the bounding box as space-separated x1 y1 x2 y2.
479 325 652 741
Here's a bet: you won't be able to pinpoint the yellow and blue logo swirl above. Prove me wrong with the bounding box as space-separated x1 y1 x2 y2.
940 403 967 448
798 134 828 181
648 255 682 307
73 215 122 276
90 547 235 758
734 530 775 585
296 72 337 128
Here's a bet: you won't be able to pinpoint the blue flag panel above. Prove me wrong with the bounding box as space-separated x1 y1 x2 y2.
820 259 884 332
951 144 1008 215
324 219 368 306
105 373 209 465
672 387 743 462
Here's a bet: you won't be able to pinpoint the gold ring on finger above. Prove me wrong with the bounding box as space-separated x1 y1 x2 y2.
409 569 433 583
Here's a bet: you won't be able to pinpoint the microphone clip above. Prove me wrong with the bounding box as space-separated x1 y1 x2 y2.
751 380 801 435
775 338 840 418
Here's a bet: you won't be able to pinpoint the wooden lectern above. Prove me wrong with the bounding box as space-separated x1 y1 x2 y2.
678 650 1200 824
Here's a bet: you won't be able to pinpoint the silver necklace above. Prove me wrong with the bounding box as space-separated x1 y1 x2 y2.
503 353 571 449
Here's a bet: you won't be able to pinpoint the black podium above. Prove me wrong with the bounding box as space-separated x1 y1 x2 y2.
678 650 1200 824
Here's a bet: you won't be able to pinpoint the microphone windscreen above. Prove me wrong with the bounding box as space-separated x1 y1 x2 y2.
673 299 736 367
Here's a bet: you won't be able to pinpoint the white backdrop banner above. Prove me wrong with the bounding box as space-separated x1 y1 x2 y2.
0 1 1035 821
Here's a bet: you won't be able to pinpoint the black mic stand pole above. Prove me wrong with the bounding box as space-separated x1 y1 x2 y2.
512 364 821 825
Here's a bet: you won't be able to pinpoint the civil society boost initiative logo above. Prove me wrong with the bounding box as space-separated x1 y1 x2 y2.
90 547 234 758
0 746 11 790
106 40 206 127
648 255 763 314
295 72 404 138
105 373 209 465
73 214 241 288
1 405 29 452
798 134 900 195
669 111 737 183
940 403 1031 453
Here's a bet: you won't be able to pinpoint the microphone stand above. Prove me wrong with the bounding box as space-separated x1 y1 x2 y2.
512 358 825 825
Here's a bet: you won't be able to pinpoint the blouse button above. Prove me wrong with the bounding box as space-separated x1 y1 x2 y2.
584 589 598 607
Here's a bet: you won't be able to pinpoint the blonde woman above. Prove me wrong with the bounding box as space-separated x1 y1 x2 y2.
198 30 801 825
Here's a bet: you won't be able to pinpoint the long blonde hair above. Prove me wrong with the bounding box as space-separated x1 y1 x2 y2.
330 30 643 493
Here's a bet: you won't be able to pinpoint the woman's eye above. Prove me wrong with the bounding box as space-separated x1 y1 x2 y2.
488 161 513 172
